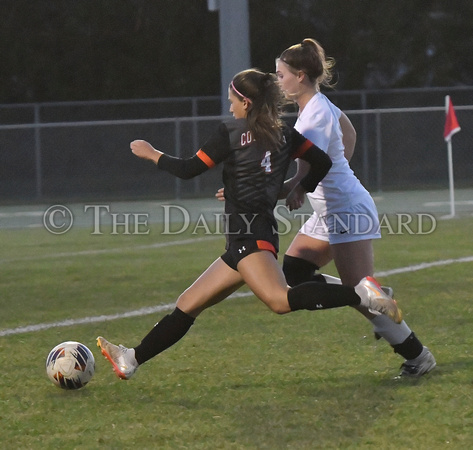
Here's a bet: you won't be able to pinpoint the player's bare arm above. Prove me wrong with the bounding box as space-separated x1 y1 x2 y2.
279 158 310 211
285 183 307 211
339 112 356 161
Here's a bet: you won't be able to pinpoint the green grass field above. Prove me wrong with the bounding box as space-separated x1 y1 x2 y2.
1 210 473 449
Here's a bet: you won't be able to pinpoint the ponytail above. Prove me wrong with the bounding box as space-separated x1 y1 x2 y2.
279 38 336 89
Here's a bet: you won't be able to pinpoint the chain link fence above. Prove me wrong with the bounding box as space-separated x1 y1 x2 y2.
1 88 472 202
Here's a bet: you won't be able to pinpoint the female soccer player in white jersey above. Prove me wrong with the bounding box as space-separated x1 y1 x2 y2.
97 69 401 380
276 39 435 377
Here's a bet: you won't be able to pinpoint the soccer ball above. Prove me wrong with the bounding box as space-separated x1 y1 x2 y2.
46 341 95 389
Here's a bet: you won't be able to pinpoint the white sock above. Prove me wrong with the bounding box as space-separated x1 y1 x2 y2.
321 274 342 285
322 276 407 345
371 315 411 345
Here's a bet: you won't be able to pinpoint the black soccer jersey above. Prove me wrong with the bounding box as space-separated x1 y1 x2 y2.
157 118 331 252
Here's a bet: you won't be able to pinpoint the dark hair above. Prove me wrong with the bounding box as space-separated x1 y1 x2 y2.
230 69 284 150
278 38 335 88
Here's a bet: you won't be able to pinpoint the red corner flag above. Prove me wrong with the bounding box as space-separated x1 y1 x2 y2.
444 96 461 142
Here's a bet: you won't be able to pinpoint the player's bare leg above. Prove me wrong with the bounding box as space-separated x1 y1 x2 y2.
237 250 291 314
285 233 332 268
284 235 433 375
331 239 378 318
176 257 245 317
236 250 399 320
331 240 434 375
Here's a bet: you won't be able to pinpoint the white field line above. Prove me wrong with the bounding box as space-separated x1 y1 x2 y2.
374 256 473 277
1 244 473 337
0 292 251 337
424 200 473 207
0 236 221 265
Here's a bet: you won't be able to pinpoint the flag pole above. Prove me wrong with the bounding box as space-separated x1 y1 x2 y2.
445 95 455 218
446 135 455 218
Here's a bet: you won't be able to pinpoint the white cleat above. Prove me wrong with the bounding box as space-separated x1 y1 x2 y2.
400 346 436 377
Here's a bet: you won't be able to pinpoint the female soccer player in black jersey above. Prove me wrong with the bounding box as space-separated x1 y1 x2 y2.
97 69 401 380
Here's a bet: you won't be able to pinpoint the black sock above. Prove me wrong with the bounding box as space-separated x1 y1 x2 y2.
287 281 360 311
283 255 319 287
392 332 424 360
133 307 195 365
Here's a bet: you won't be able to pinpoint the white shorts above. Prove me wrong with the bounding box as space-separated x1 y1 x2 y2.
299 198 381 244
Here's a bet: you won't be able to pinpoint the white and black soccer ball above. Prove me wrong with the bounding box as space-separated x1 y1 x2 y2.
46 341 95 389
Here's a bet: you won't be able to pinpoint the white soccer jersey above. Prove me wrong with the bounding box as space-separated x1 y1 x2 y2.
295 92 369 215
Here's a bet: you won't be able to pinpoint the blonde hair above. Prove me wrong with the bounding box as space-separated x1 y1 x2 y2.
230 69 284 150
278 38 336 89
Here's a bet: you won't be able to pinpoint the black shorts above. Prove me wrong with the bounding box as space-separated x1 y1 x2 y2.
221 239 277 271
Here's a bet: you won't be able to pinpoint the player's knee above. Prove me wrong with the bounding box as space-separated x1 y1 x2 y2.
270 304 290 315
175 291 203 317
176 291 190 305
260 292 291 315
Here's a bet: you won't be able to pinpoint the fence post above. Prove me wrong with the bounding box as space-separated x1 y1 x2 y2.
174 119 181 199
360 92 369 187
191 104 201 195
375 109 382 192
34 104 42 199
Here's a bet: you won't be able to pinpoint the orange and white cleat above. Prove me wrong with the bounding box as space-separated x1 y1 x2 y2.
97 336 138 380
355 276 402 324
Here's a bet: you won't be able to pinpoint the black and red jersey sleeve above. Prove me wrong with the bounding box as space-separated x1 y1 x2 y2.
289 128 332 192
157 154 208 180
198 122 232 166
157 122 231 180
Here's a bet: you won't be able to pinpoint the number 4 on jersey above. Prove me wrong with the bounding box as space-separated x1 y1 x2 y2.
261 151 272 173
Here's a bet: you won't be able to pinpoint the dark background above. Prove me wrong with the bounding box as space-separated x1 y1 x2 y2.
1 0 472 202
1 0 472 104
